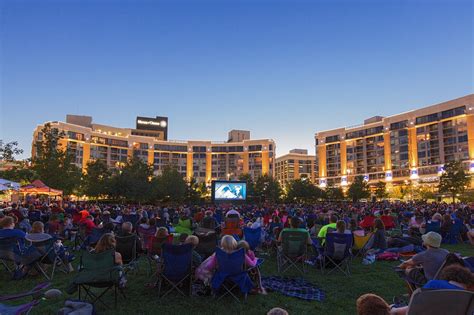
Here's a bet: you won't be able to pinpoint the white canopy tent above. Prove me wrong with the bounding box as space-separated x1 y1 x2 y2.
0 179 20 191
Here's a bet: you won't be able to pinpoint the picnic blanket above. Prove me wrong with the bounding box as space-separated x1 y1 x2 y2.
262 276 325 301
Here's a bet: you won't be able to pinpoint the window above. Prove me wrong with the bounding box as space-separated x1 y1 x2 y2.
416 113 439 125
441 106 465 119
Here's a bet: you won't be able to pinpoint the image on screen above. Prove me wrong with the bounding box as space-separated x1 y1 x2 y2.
213 181 247 200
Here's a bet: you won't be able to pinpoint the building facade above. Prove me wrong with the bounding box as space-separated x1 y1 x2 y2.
315 94 474 187
275 149 317 185
32 115 275 183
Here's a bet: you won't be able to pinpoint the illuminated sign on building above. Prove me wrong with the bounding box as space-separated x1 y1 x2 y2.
319 178 327 188
341 176 348 186
135 116 168 140
385 171 393 181
410 168 419 180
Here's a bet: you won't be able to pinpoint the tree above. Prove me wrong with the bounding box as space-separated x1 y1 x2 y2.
31 123 82 195
348 175 370 202
439 161 470 203
254 174 282 203
81 159 111 198
109 157 154 203
153 165 188 202
0 164 38 185
285 179 324 202
186 177 203 203
374 181 388 200
238 173 255 199
0 140 23 162
325 186 345 200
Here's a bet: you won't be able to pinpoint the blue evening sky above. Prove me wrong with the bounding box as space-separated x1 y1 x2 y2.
1 0 472 159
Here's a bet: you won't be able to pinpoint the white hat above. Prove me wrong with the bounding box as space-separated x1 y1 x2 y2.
422 231 442 248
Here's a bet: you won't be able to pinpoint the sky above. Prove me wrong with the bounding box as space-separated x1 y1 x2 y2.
1 0 473 159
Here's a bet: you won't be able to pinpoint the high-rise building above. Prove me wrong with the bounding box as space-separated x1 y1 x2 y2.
32 115 275 183
275 149 317 185
314 94 474 188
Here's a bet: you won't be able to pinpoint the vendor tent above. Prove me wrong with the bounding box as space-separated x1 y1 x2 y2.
20 180 63 196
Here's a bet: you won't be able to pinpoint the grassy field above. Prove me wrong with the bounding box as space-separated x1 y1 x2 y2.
0 243 471 315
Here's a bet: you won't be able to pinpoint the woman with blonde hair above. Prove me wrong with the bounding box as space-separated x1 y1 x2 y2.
94 233 123 265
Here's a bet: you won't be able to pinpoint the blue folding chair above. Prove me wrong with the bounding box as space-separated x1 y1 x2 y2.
321 233 353 276
157 243 193 298
212 248 253 302
0 236 24 277
243 227 262 251
443 219 463 244
425 221 441 234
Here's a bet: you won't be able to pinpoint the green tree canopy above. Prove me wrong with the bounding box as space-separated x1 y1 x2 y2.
374 181 388 200
285 179 324 202
254 174 282 203
0 140 23 162
439 161 470 203
153 165 187 202
31 123 82 195
108 157 153 203
81 159 111 198
324 186 345 200
348 175 370 202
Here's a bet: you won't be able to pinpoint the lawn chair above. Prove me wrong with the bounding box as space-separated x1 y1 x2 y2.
277 230 308 275
221 217 242 238
86 227 106 248
352 232 374 258
321 233 353 276
137 226 156 251
0 236 23 276
195 228 218 259
73 249 124 309
29 237 71 280
406 288 473 315
425 221 441 234
0 282 50 315
443 219 463 244
243 227 262 251
157 243 193 298
115 234 139 273
212 248 253 302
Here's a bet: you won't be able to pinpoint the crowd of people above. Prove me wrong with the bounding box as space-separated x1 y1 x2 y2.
0 198 473 313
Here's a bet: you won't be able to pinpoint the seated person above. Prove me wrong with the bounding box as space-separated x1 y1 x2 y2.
148 227 172 258
94 233 123 265
26 221 52 243
237 240 266 294
356 293 391 315
118 221 143 254
185 235 202 267
398 232 449 286
278 216 312 245
335 220 351 235
367 219 387 254
0 215 26 240
174 214 193 235
200 211 217 230
317 214 338 244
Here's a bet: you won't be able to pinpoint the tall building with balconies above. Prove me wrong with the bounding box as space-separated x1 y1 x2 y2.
275 149 317 185
32 115 275 183
314 94 474 188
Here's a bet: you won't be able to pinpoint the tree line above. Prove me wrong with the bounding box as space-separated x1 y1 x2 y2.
0 123 472 203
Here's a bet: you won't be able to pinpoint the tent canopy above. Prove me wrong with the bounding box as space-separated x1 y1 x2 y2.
0 179 20 191
20 180 63 196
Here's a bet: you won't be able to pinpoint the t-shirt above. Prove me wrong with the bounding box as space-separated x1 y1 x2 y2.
411 247 449 280
280 228 311 243
317 223 337 239
0 228 26 239
423 280 464 290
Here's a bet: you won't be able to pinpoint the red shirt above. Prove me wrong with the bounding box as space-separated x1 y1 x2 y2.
79 218 96 235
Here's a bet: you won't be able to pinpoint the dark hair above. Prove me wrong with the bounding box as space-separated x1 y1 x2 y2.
330 214 338 223
439 265 474 286
374 218 385 230
290 217 301 228
336 220 346 233
356 294 390 315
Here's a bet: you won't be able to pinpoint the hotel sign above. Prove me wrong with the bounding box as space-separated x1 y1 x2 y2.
135 116 168 140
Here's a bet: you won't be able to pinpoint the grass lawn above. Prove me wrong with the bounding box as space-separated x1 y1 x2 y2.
1 243 471 315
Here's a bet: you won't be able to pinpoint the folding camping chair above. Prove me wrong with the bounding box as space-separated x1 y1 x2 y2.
406 288 473 315
137 226 156 251
321 233 353 276
221 217 242 238
0 236 23 276
243 227 262 251
74 249 124 309
195 228 218 259
443 219 463 244
86 227 106 248
277 230 308 275
115 234 139 274
156 243 193 298
352 232 374 258
0 282 50 315
29 237 70 281
212 247 253 302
